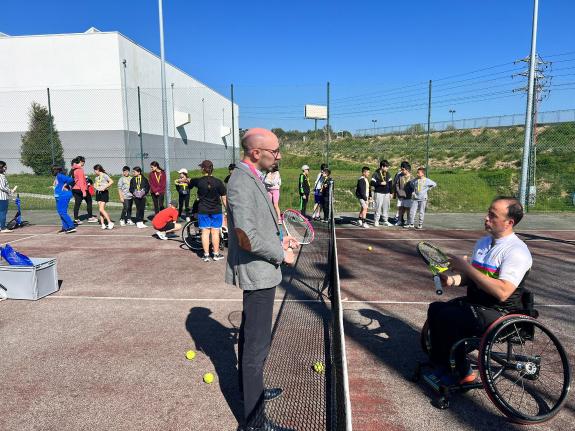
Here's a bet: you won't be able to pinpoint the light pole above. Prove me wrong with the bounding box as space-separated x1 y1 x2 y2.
158 0 171 203
371 119 377 136
122 60 131 150
449 109 456 126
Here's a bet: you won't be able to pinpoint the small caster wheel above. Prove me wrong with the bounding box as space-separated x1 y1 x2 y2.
432 396 450 410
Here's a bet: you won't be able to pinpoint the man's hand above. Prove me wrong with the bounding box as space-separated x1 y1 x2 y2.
449 254 470 274
302 195 307 200
282 235 299 266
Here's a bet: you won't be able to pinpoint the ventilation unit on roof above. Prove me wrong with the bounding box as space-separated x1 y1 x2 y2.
84 27 101 34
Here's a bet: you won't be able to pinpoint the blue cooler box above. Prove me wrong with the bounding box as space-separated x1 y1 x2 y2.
0 258 59 300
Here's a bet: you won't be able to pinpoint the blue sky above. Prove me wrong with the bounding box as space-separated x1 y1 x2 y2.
1 0 574 133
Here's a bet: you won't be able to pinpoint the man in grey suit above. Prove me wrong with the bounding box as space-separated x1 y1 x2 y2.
226 128 297 431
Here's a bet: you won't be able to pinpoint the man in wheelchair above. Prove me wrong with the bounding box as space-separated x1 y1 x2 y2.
426 196 533 386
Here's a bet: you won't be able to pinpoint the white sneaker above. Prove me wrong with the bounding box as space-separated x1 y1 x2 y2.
136 222 147 229
107 222 114 230
126 220 135 225
101 224 107 230
119 220 126 226
185 217 191 222
363 223 370 229
416 225 423 230
374 221 379 227
87 217 98 223
357 220 363 227
384 221 393 227
156 231 167 240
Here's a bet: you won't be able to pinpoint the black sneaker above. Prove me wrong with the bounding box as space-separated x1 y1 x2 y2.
202 254 211 262
65 228 77 234
212 252 224 261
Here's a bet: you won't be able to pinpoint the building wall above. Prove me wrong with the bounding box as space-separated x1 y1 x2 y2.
0 31 239 174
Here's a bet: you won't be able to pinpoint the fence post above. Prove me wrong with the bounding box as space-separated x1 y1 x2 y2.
425 80 432 176
47 87 54 166
231 84 236 164
137 86 144 168
326 81 331 166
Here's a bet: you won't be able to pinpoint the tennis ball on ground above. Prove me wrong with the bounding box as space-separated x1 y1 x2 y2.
367 246 373 251
185 350 196 360
313 361 325 374
203 372 214 384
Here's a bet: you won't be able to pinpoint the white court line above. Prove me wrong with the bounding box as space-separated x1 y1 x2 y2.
44 296 575 307
47 295 323 303
336 227 575 232
5 234 41 244
337 237 574 242
1 232 153 239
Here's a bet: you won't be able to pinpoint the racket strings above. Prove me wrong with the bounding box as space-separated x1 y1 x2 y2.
418 243 449 267
283 212 312 244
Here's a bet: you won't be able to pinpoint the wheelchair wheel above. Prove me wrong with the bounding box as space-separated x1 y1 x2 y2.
420 319 431 356
181 220 203 252
478 315 571 424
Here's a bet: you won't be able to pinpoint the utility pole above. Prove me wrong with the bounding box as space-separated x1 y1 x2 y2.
158 0 171 203
517 0 539 209
513 48 551 209
449 109 456 126
371 119 377 135
425 80 432 176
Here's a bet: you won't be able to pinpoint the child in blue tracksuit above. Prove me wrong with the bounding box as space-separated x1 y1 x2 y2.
52 166 76 233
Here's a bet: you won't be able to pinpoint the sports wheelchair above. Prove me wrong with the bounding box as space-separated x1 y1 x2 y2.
413 290 571 424
181 217 228 253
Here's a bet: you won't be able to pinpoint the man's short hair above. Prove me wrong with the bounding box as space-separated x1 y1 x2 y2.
122 165 130 172
362 166 370 173
379 160 390 168
493 196 524 226
400 161 411 171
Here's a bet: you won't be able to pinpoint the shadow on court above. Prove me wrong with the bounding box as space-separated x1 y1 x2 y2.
185 307 243 424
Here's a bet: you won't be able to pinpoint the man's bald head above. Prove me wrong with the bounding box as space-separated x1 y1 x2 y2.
241 128 279 151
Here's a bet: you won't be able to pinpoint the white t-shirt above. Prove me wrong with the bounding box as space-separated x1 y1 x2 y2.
471 233 532 288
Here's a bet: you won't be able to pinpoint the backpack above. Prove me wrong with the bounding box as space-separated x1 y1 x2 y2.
404 179 415 199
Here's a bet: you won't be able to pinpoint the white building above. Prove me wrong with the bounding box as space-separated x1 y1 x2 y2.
0 28 239 173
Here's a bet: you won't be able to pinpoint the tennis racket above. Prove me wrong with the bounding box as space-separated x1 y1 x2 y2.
282 209 315 245
416 241 450 295
0 284 7 302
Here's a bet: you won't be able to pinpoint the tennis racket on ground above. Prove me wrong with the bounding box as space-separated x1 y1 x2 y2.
416 242 450 295
0 284 7 302
282 209 315 245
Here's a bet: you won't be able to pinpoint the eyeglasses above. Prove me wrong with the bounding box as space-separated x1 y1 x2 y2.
256 147 281 159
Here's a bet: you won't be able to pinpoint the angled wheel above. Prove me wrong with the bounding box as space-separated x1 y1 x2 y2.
181 220 203 251
478 315 571 424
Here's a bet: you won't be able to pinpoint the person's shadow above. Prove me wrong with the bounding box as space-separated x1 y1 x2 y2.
185 307 243 423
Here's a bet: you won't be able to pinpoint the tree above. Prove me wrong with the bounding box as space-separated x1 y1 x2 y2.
20 102 65 175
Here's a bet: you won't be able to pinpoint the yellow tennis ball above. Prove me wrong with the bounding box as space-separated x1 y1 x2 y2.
313 361 325 374
185 350 196 360
367 246 373 251
203 373 214 384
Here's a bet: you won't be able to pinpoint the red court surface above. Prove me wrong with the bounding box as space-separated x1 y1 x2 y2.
336 225 575 431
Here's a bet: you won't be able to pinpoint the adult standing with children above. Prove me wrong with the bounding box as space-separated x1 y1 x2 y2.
0 161 16 233
226 128 297 431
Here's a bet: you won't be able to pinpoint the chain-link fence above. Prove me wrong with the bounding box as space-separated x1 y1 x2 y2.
0 86 239 211
279 115 575 213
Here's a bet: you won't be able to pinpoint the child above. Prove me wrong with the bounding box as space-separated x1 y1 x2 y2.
52 166 76 234
371 160 393 227
129 167 150 228
152 200 182 240
0 161 16 233
320 169 333 223
392 161 412 227
175 168 191 221
93 164 114 230
312 163 327 220
149 161 167 214
298 165 311 217
264 165 282 222
408 167 437 229
355 166 371 228
117 166 134 226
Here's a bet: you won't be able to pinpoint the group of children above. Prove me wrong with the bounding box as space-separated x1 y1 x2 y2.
356 160 436 229
297 163 333 222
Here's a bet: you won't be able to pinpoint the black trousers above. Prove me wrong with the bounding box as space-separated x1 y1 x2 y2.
238 287 276 425
152 193 165 214
178 193 190 218
134 197 146 223
120 199 133 222
299 194 309 216
427 299 503 376
72 189 93 219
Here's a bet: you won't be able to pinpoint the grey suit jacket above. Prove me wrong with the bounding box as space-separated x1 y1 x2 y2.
225 162 284 290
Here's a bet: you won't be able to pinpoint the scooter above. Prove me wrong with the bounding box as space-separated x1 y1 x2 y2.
7 192 29 230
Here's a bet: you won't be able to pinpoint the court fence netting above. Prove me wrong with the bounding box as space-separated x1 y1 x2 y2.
261 182 352 430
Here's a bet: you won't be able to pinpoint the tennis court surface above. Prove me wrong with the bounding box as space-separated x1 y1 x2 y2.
1 211 573 430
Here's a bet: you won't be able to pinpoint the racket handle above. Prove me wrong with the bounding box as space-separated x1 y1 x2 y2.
433 275 443 295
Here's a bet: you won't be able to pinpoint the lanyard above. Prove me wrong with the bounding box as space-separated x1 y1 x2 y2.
241 161 264 183
136 176 142 190
154 172 162 184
